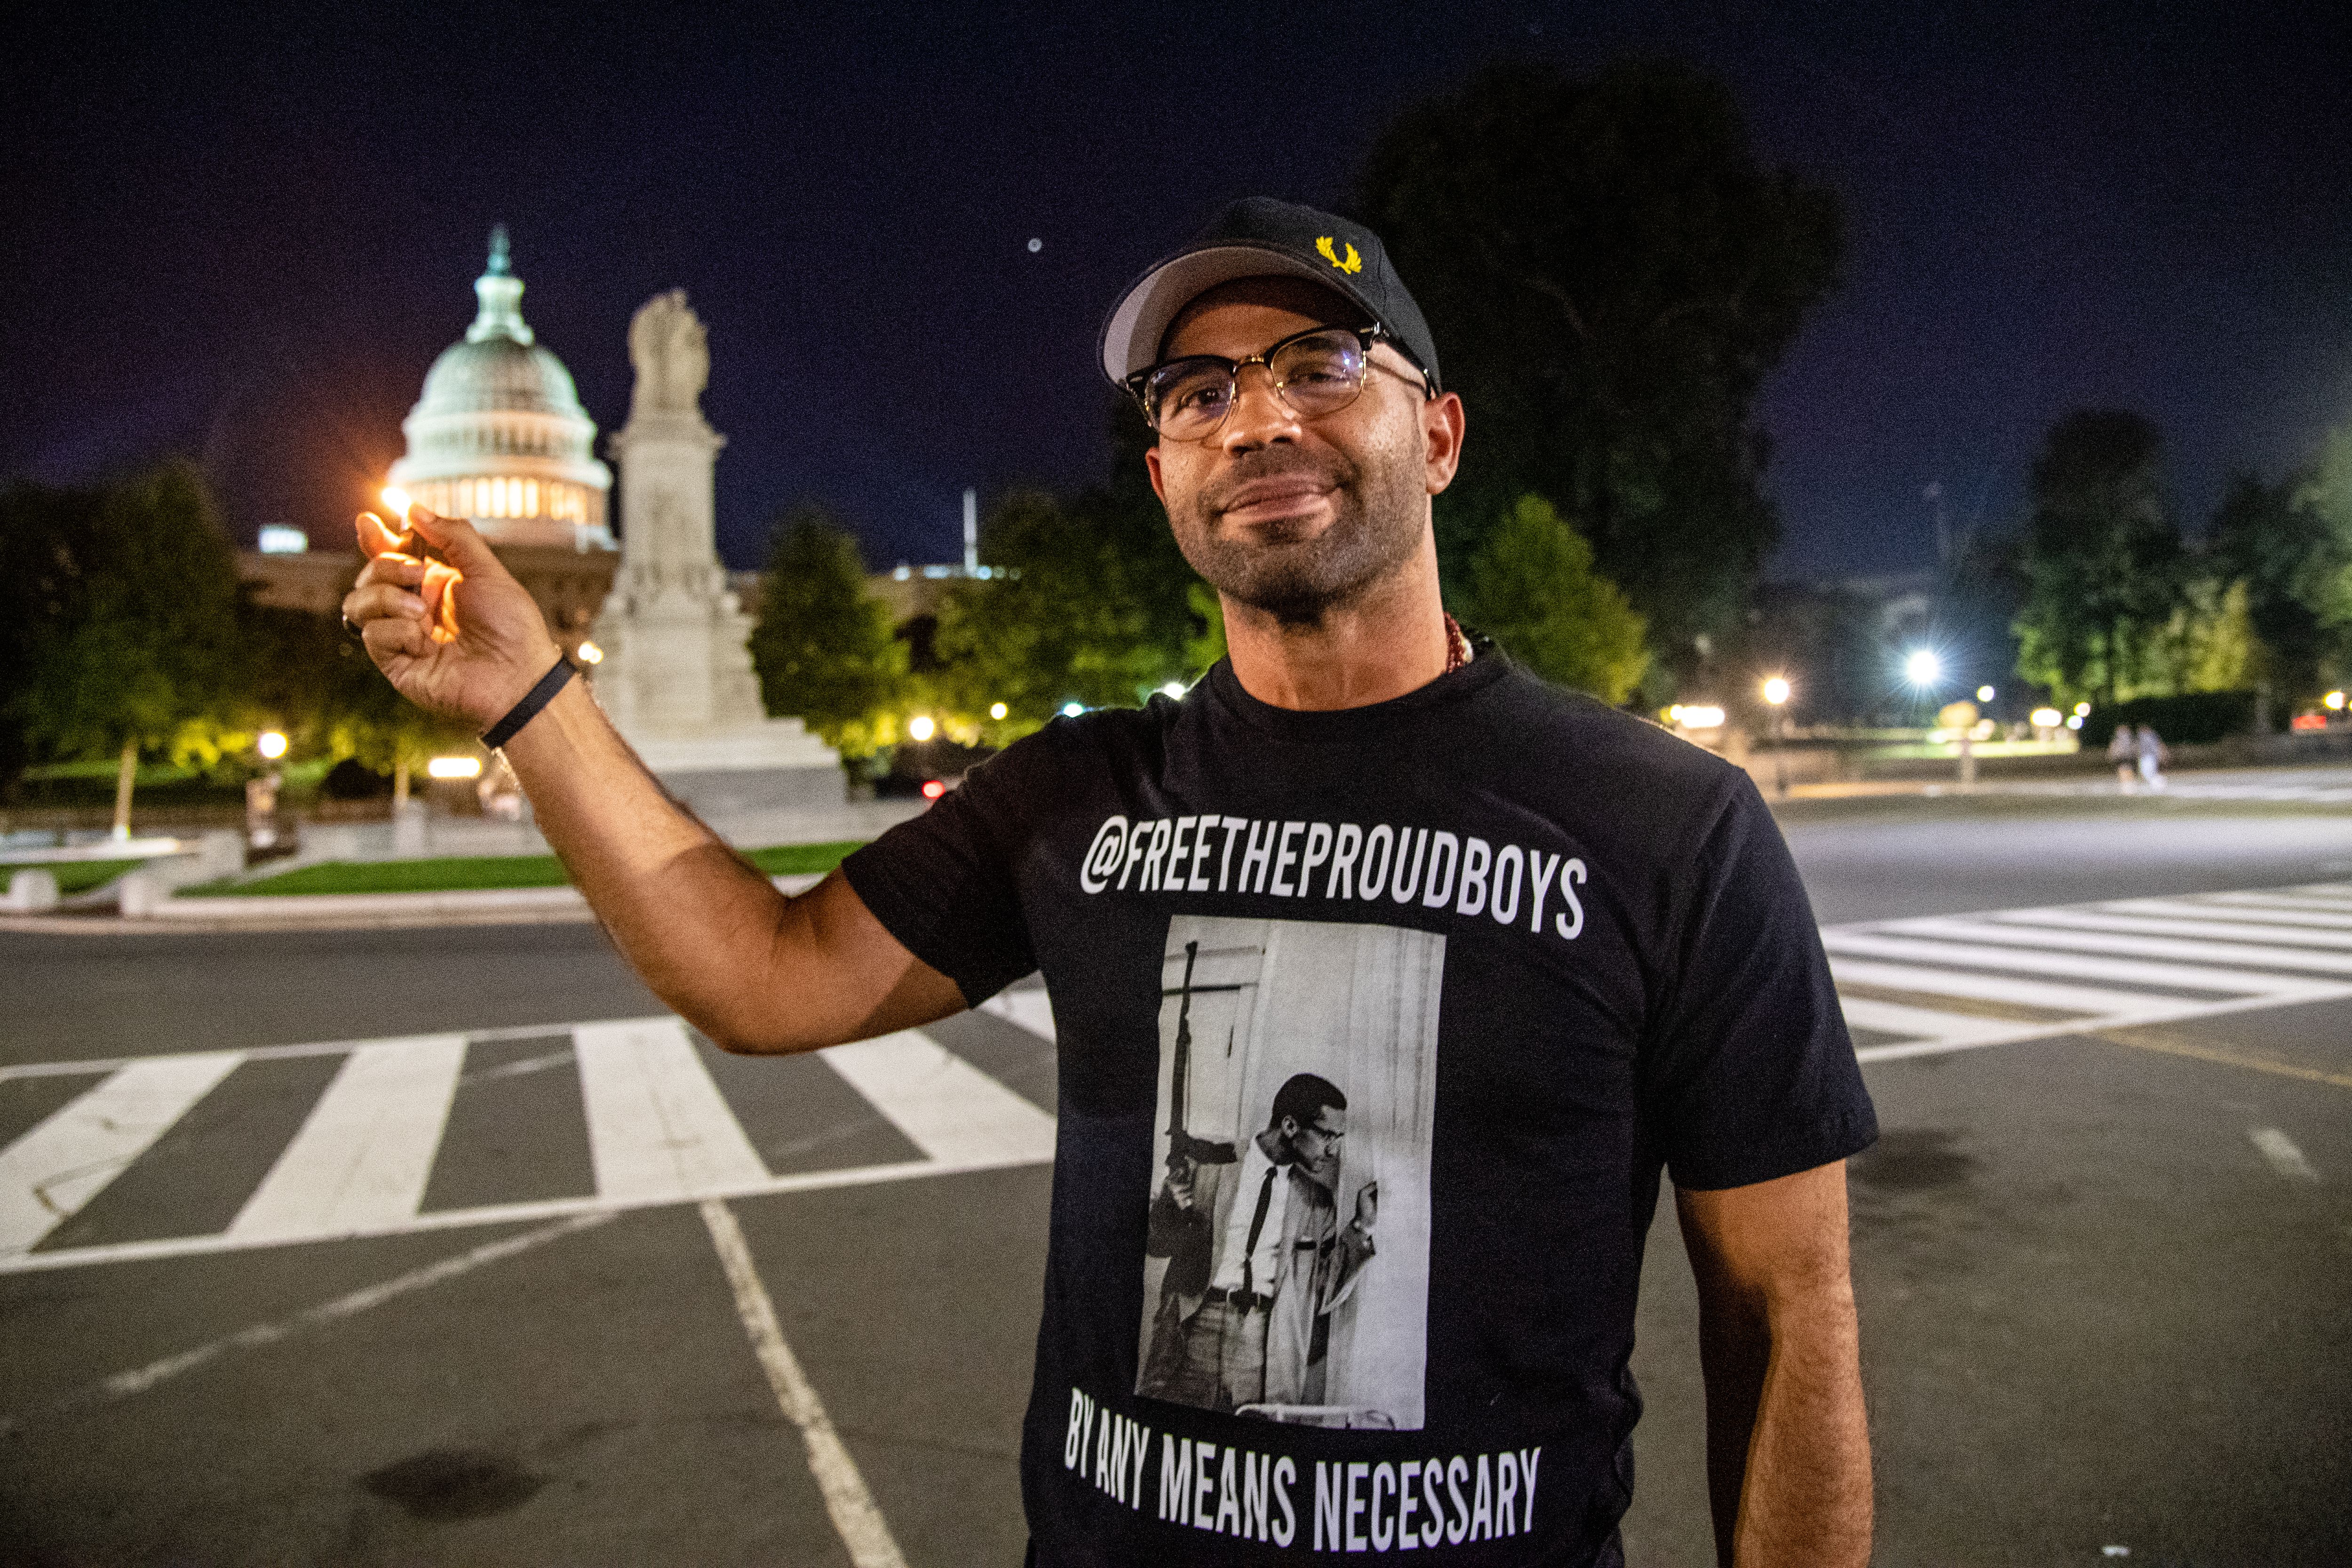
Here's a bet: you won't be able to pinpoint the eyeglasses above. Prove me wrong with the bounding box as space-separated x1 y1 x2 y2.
1127 324 1431 443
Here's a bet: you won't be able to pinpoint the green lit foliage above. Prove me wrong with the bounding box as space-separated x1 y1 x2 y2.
1355 58 1842 695
2012 411 2186 707
747 508 910 759
931 486 1200 736
2206 472 2344 698
1456 496 1650 703
4 464 249 794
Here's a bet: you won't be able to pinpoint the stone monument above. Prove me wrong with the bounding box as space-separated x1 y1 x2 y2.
590 290 842 812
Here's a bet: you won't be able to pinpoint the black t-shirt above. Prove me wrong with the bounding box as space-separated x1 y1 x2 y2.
843 653 1875 1566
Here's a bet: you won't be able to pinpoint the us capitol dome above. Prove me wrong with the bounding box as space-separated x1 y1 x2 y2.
388 226 615 551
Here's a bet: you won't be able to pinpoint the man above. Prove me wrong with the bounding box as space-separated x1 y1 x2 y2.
345 196 1875 1566
1141 1073 1377 1418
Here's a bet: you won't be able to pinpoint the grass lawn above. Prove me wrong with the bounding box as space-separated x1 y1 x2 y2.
180 840 865 897
4 859 146 895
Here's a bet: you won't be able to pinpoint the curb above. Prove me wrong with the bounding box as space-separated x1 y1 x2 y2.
0 873 827 936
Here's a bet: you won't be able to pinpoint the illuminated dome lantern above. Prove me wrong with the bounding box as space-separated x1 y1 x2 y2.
388 227 614 550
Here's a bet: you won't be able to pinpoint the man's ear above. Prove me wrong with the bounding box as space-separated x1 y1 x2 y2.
1145 441 1167 503
1422 390 1465 496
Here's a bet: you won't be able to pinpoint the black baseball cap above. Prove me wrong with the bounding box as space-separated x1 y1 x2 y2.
1098 197 1441 393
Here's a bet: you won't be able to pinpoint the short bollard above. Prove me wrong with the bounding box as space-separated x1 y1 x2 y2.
7 868 60 913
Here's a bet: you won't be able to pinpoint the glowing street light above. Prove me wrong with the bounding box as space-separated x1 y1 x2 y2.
1904 649 1942 688
1976 685 1995 703
989 702 1009 721
255 731 288 761
907 715 937 742
2328 691 2347 712
2030 707 2064 729
1160 681 1187 700
1061 702 1084 718
1760 676 1791 707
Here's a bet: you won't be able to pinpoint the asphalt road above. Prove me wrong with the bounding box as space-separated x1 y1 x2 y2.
3 806 2348 1567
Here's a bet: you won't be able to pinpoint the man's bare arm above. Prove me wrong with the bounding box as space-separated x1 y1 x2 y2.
1676 1159 1872 1568
341 503 966 1053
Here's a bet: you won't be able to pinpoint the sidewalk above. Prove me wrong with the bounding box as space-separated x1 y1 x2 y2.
0 798 922 934
1782 763 2352 804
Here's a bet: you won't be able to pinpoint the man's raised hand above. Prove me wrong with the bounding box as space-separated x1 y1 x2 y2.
341 503 562 729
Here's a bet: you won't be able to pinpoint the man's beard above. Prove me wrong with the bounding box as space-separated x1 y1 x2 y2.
1168 440 1426 627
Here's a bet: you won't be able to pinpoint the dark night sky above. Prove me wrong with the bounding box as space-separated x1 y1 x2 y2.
6 1 2350 580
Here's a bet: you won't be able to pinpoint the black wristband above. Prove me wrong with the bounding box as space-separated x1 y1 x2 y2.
480 656 576 750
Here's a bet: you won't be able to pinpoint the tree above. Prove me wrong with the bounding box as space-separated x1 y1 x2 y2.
1353 57 1843 695
2011 411 2184 708
932 483 1202 735
6 463 247 834
2204 472 2343 704
747 508 910 758
0 482 103 798
1455 496 1649 702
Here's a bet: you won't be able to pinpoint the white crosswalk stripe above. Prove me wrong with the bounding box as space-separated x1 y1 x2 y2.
0 1008 1059 1277
0 1053 242 1259
575 1019 771 1203
230 1036 466 1243
1832 881 2352 1061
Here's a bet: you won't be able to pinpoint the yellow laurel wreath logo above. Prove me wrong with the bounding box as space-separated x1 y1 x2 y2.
1316 236 1363 275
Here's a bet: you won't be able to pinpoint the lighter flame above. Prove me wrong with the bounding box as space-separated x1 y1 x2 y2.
381 486 413 522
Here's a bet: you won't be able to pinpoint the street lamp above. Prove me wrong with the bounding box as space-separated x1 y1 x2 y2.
1904 649 1941 689
1759 676 1792 797
989 702 1009 721
907 715 937 742
256 731 288 761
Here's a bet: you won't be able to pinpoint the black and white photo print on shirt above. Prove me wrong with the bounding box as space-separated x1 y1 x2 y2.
1135 915 1439 1432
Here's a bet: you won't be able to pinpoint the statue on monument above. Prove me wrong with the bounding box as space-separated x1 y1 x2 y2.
627 290 710 419
589 288 842 805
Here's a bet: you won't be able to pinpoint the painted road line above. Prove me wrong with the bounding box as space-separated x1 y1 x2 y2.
0 1017 673 1085
0 1053 243 1258
2098 898 2352 932
1988 908 2352 950
1877 917 2352 977
1853 987 2352 1066
700 1199 908 1568
1820 931 2339 999
0 1211 616 1436
820 1031 1059 1167
1837 996 2036 1050
229 1036 466 1243
2250 1127 2322 1185
978 987 1057 1043
0 1155 956 1277
2193 892 2352 920
575 1019 769 1202
2089 1027 2352 1091
1826 956 2169 1016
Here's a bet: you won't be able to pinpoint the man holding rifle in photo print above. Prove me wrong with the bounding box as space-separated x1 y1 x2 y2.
345 198 1875 1567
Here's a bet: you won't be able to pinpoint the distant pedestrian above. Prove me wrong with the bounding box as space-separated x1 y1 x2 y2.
2137 724 2169 789
2109 724 2138 789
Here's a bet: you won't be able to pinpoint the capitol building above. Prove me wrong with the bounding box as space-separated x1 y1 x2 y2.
388 226 613 552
